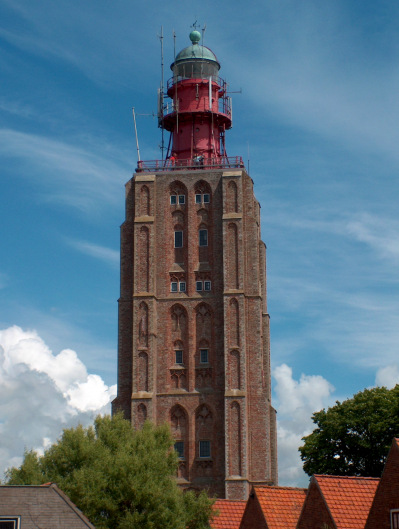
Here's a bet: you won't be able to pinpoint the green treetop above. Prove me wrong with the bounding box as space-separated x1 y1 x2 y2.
300 385 399 477
5 414 214 529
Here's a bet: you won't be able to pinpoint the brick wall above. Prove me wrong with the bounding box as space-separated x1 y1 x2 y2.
113 168 277 499
366 439 399 529
297 479 335 529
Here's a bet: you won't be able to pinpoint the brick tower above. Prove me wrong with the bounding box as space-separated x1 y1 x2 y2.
112 29 277 499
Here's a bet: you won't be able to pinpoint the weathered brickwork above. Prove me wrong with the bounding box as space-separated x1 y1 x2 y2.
365 439 399 529
113 167 277 499
296 479 335 529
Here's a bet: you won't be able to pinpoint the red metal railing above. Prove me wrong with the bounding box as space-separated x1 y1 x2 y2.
136 156 244 173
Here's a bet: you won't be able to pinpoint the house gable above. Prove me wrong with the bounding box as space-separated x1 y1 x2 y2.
297 477 335 529
0 483 95 529
366 438 399 529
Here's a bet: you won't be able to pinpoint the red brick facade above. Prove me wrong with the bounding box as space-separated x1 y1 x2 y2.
365 439 399 529
112 167 277 498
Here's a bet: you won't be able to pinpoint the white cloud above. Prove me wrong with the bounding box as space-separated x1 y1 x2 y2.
68 239 119 269
375 365 399 389
347 214 399 263
0 325 116 478
0 129 129 214
273 364 335 486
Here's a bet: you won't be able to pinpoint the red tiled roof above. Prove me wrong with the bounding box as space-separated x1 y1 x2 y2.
211 499 246 529
255 486 307 529
315 475 380 529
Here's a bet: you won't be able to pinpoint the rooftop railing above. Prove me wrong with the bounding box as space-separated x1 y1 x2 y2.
136 156 244 173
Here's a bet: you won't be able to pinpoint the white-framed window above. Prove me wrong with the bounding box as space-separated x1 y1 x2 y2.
204 280 211 291
199 229 208 247
199 440 211 458
200 348 209 364
391 509 399 529
175 349 183 364
171 282 178 292
196 281 203 292
195 193 210 204
171 194 185 205
174 441 184 459
174 231 183 248
179 281 186 292
0 518 21 529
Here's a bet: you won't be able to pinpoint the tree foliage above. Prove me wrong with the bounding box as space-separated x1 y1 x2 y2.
299 385 399 477
5 414 214 529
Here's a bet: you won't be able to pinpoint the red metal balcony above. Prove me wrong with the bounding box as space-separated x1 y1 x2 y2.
136 156 244 173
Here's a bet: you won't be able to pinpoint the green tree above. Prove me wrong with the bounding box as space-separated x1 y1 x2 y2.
6 414 214 529
299 385 399 477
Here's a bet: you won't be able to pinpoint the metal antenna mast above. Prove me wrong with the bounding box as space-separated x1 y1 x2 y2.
132 107 141 163
158 26 165 161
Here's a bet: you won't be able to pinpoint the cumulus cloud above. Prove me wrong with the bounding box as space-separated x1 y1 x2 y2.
375 365 399 389
0 325 116 478
273 364 335 486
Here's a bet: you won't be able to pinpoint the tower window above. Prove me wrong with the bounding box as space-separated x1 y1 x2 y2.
171 282 178 292
0 519 20 529
175 350 183 364
196 281 203 292
174 231 183 248
204 281 211 291
195 193 211 204
200 348 209 364
199 229 208 247
199 440 211 458
171 194 185 205
174 441 184 459
179 281 186 292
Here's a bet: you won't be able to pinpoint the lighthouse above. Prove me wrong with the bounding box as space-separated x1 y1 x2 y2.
113 29 277 500
162 29 232 164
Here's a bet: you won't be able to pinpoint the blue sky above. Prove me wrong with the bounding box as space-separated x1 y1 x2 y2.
1 0 399 485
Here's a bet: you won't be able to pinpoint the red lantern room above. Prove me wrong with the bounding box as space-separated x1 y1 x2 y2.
163 30 232 165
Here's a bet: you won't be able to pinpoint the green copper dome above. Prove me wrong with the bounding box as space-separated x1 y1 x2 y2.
171 31 220 70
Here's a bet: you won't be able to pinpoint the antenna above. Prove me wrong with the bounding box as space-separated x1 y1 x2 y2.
202 23 206 47
247 141 250 174
132 108 141 162
158 26 165 161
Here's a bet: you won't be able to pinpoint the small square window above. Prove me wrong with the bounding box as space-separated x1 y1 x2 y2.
204 281 211 291
175 350 183 364
391 510 399 529
200 349 209 363
199 440 211 458
175 441 184 458
179 281 186 292
174 231 183 248
178 195 185 204
171 282 178 292
170 195 177 205
199 229 208 247
0 519 20 529
195 194 202 204
196 281 203 291
203 194 210 203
